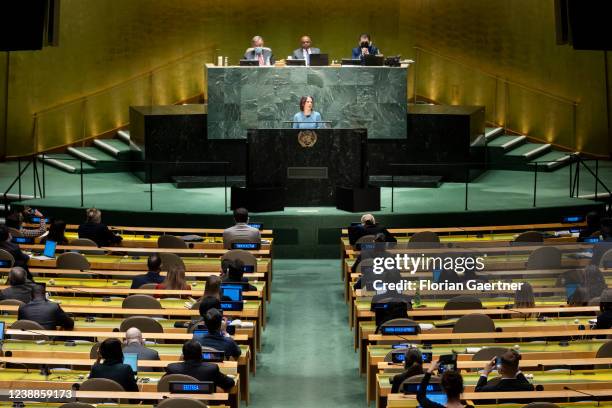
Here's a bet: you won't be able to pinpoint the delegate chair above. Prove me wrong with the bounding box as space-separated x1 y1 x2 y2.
471 347 509 361
452 314 495 344
157 398 208 408
443 295 483 310
59 403 96 408
10 319 48 340
78 378 125 404
119 316 164 334
0 249 15 267
157 374 199 392
122 294 162 309
513 231 543 244
70 238 104 255
158 235 187 249
221 249 257 270
408 231 440 248
526 246 562 269
57 252 91 270
599 248 612 269
160 252 186 271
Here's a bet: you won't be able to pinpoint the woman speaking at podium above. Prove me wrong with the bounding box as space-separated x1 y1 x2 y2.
292 95 323 129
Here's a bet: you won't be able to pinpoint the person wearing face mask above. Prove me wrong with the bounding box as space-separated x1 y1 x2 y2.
244 35 275 66
351 33 380 62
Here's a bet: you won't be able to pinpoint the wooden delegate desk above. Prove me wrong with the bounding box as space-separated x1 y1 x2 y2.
23 255 273 301
387 389 612 407
365 340 611 405
377 370 612 408
60 231 273 250
357 314 597 374
0 358 243 406
1 340 251 402
0 276 267 320
0 383 231 406
21 244 270 257
0 298 264 354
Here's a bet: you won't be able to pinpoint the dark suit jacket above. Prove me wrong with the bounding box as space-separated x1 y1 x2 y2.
390 364 424 393
0 241 31 272
475 373 534 392
222 276 257 292
78 222 122 247
89 359 139 392
123 343 160 372
0 284 34 303
348 224 396 245
193 331 241 359
17 299 74 330
597 311 612 329
165 360 235 391
130 272 165 289
351 44 380 59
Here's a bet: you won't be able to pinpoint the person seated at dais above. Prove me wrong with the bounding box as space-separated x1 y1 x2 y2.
292 35 320 66
244 35 274 66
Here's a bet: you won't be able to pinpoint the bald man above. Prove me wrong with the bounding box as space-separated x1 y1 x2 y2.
0 267 34 303
347 213 397 245
292 35 321 66
123 327 160 371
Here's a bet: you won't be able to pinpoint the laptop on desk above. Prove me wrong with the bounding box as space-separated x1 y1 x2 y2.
31 240 57 260
309 53 329 66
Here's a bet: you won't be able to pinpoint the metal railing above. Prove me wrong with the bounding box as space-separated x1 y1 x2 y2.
22 45 217 157
413 46 580 151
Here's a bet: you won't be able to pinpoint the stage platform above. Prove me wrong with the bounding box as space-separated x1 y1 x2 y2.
1 161 609 258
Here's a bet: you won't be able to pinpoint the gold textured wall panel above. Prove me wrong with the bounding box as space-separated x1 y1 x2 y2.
2 0 610 156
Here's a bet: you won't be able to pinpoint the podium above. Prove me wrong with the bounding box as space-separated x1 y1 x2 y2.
231 128 380 211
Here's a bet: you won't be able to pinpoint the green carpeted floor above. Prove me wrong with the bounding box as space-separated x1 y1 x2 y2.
249 259 364 407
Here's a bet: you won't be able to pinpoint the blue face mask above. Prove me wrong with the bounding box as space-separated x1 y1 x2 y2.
255 47 263 54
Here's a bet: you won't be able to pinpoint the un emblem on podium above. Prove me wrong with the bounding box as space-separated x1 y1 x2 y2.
298 130 317 148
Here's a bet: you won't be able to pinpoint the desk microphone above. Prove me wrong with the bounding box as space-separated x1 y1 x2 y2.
503 308 529 321
63 286 95 301
563 386 600 406
3 352 30 374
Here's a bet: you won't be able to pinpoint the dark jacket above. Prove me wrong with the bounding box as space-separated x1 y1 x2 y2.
193 331 241 359
221 276 257 292
130 272 165 289
89 359 139 392
123 343 160 372
17 299 74 330
0 241 31 276
596 310 612 330
0 283 35 303
474 373 534 392
78 222 122 247
417 372 474 408
348 224 396 246
390 363 424 393
165 360 235 391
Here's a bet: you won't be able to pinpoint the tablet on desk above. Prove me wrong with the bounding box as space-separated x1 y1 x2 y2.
220 284 243 302
123 352 138 376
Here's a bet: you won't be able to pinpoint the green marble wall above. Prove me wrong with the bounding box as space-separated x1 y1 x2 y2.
206 66 407 139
